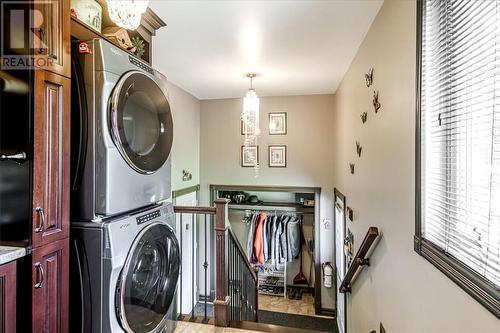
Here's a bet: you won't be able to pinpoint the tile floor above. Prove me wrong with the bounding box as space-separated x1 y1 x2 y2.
174 321 261 333
258 294 316 316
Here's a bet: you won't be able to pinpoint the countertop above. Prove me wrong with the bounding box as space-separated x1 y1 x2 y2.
0 246 26 265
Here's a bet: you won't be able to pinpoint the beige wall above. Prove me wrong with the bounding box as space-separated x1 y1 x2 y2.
200 94 336 308
166 82 201 192
332 0 499 332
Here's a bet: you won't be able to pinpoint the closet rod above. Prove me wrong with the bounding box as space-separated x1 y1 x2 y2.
228 207 314 215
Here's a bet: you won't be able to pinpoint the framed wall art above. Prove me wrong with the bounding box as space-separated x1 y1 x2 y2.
268 145 287 168
241 119 256 135
241 146 259 167
269 112 287 135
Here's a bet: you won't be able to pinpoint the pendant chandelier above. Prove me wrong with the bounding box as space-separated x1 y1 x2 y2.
242 73 260 175
106 0 149 30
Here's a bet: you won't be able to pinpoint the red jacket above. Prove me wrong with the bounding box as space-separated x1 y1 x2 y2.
253 213 267 264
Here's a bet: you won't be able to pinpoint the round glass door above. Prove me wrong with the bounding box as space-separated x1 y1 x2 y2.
116 223 180 333
110 71 173 174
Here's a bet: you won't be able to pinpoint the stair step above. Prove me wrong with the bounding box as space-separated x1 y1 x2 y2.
230 320 331 333
179 314 214 325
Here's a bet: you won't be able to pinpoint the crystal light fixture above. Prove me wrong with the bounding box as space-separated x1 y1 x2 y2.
242 73 260 175
106 0 149 30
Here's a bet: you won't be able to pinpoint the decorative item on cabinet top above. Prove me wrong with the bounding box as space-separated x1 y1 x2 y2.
71 0 103 32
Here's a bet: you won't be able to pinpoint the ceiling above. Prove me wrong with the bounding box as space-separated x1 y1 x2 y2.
149 0 383 100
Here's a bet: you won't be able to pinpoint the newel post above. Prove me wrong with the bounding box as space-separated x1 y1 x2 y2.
213 198 230 327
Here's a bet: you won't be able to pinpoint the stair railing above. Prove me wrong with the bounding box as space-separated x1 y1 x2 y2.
175 198 259 327
339 226 380 293
227 227 259 323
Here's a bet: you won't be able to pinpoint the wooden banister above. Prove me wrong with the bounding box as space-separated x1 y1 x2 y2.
173 205 216 215
214 198 231 327
339 226 380 293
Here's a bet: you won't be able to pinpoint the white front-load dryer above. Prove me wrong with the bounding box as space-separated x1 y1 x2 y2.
71 38 173 221
69 202 180 333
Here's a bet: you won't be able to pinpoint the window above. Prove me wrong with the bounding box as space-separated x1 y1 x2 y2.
416 0 500 318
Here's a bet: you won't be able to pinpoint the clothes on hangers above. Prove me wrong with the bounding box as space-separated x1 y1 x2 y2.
245 211 303 266
253 213 267 264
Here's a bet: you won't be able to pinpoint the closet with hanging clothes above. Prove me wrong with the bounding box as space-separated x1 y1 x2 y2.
210 185 323 316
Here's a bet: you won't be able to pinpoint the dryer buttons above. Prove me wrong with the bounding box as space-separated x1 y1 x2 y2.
136 210 161 225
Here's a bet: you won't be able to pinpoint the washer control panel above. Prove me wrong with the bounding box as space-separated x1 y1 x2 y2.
136 209 161 225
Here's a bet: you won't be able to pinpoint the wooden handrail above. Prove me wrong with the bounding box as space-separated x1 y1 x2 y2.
173 205 216 215
227 227 258 282
339 226 380 293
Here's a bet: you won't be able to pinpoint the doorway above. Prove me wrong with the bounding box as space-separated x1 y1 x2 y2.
334 188 347 333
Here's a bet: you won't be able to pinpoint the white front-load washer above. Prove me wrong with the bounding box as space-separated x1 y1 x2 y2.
71 38 173 221
69 202 180 333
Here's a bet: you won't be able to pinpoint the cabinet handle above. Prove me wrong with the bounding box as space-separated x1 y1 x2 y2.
0 151 27 163
38 27 44 54
35 207 45 233
34 262 44 289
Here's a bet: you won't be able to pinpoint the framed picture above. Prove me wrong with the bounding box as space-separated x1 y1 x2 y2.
269 112 287 135
241 146 259 167
268 145 287 168
241 119 256 135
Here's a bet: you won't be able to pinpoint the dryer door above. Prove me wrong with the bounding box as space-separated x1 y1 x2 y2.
110 71 173 174
116 223 180 333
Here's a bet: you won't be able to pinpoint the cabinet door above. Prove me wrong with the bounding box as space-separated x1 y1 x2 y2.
32 239 69 333
32 71 70 248
0 261 17 333
33 0 70 77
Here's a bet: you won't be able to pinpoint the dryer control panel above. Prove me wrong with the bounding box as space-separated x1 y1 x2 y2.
136 209 161 225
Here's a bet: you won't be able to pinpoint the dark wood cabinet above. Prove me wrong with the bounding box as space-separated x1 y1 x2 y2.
0 261 17 333
34 0 71 78
31 240 69 333
32 70 70 248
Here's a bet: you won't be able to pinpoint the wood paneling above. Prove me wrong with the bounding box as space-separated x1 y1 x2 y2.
0 261 17 333
32 240 69 333
32 70 70 248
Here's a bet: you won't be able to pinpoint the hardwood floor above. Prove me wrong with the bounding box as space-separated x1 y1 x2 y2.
174 321 262 333
258 294 316 316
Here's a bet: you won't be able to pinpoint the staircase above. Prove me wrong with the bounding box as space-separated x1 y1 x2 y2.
173 199 258 328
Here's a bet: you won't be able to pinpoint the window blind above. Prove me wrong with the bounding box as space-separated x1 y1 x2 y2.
421 0 500 288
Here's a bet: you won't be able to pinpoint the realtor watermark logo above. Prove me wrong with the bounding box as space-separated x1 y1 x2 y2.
1 1 55 70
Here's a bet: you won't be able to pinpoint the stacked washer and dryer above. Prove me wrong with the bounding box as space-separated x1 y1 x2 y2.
69 38 180 333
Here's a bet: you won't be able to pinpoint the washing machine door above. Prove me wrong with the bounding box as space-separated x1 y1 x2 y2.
116 223 180 333
110 71 173 174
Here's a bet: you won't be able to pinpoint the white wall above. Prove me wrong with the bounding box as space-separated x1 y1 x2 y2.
166 81 201 191
200 94 336 308
332 0 500 332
